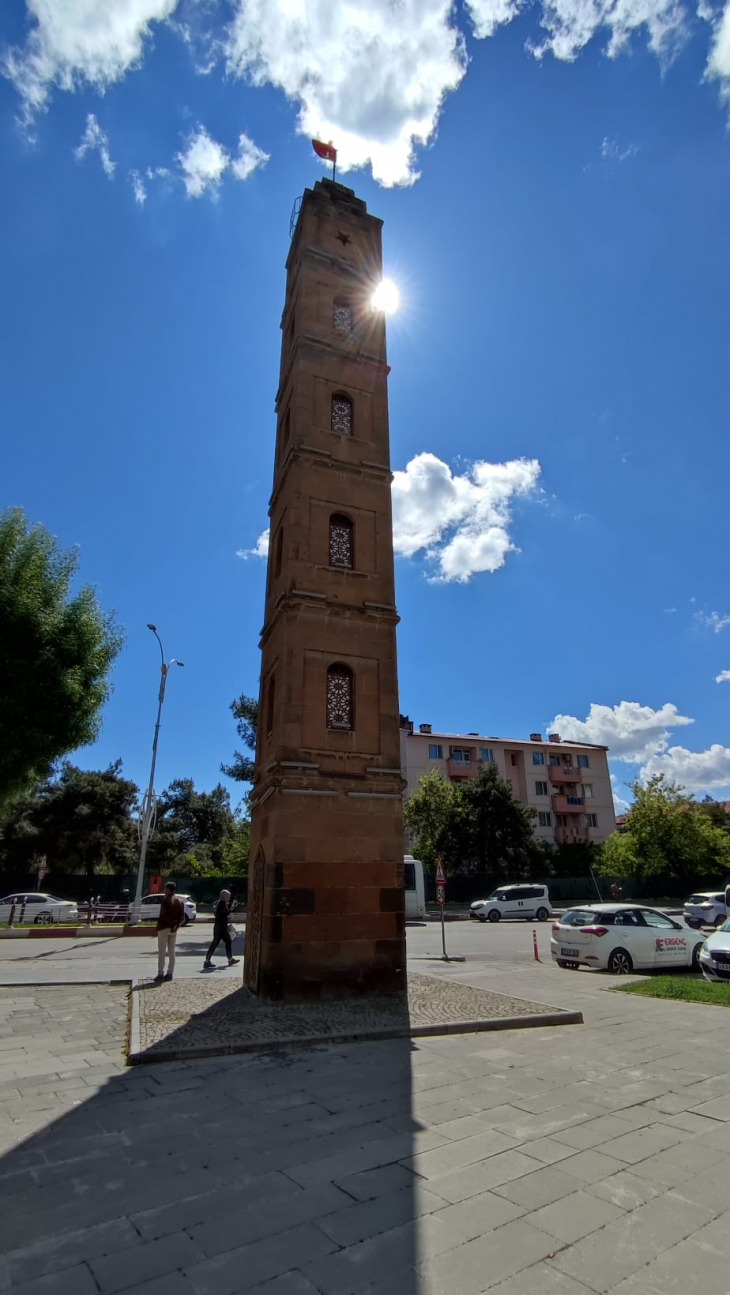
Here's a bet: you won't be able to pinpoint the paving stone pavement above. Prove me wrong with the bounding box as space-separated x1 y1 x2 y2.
3 967 730 1292
132 972 578 1060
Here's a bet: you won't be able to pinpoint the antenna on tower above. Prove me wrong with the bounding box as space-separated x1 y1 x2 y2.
289 196 302 239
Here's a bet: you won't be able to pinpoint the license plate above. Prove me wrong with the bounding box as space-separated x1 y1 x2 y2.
561 947 580 958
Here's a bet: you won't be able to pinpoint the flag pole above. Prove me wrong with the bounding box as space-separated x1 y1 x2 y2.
332 156 336 183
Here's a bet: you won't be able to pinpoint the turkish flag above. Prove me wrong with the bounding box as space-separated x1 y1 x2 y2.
312 139 337 163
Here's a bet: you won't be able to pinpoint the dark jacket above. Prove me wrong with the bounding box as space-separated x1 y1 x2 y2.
213 897 231 935
157 895 183 932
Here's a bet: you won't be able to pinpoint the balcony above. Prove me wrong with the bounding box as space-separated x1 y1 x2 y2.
555 824 588 845
447 757 474 779
548 764 583 785
552 794 585 814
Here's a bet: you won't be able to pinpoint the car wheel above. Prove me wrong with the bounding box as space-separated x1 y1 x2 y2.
34 912 53 926
685 918 699 929
487 909 501 923
182 914 190 927
692 942 703 970
608 948 634 975
536 907 549 922
714 914 725 928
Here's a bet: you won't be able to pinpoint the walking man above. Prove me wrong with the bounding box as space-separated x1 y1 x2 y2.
203 888 240 969
155 883 184 983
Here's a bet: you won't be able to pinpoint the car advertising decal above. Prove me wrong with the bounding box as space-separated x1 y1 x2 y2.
655 937 686 953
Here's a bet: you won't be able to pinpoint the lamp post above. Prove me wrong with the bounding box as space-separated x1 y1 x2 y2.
129 625 184 925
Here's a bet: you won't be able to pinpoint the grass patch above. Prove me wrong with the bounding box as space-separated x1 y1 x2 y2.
615 975 730 1006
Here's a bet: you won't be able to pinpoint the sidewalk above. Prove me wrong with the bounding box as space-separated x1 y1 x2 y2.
2 958 730 1292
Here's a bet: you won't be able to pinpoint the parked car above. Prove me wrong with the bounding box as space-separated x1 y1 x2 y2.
0 893 79 925
699 919 730 981
470 884 552 923
128 893 197 925
683 891 727 930
551 903 704 974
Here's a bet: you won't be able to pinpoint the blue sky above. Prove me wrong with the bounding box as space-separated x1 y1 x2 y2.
2 0 730 814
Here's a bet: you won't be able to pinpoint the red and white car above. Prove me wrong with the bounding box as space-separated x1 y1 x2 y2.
551 903 704 975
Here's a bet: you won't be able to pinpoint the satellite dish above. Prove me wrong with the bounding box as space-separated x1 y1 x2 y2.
289 196 302 239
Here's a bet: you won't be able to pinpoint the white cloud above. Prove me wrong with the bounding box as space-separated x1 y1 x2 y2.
716 669 730 683
176 125 268 198
697 610 730 632
231 132 270 180
601 136 639 161
74 113 116 177
129 168 146 204
177 126 229 198
3 0 178 126
706 0 730 100
642 743 730 790
237 529 269 560
391 452 541 583
527 0 688 62
548 700 694 763
224 0 467 187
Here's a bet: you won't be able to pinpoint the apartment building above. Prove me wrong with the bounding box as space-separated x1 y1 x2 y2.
400 719 616 847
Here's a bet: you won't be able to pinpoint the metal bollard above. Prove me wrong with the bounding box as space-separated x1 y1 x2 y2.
532 928 540 962
19 899 27 925
7 900 16 928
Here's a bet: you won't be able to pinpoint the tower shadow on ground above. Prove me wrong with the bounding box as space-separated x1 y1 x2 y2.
0 1001 421 1294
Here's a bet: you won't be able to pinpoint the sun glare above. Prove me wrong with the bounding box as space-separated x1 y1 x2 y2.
371 278 400 314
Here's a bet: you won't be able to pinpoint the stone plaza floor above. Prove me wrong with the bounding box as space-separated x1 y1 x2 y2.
2 939 730 1293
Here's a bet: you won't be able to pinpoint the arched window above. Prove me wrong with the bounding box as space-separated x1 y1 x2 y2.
274 527 283 578
329 514 353 569
331 393 353 436
266 674 276 736
326 663 353 731
333 299 353 335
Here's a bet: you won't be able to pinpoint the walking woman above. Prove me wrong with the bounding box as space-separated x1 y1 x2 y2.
203 889 240 969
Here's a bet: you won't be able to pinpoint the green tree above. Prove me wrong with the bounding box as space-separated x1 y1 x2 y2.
598 775 730 884
0 507 124 807
403 769 456 874
455 763 542 876
152 778 233 872
221 693 258 785
0 761 139 877
222 813 251 877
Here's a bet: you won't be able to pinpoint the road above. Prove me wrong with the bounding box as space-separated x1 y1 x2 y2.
0 916 566 987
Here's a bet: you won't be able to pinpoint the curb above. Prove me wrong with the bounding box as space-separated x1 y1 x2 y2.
126 981 583 1065
0 926 157 940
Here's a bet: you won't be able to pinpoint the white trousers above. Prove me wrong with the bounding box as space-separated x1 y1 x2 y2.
157 929 177 977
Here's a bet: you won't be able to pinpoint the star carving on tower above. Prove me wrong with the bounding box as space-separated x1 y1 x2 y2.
335 230 351 246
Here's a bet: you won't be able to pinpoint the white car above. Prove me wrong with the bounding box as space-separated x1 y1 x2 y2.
0 893 79 925
551 903 704 975
129 893 197 925
699 921 730 982
683 891 727 930
470 884 552 923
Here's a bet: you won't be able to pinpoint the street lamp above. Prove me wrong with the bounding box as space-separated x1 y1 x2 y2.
129 625 184 924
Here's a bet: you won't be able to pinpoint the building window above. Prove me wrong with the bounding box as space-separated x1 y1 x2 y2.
556 814 568 827
586 812 598 828
532 751 545 765
428 743 443 759
329 514 353 568
510 754 517 766
535 781 548 796
583 784 594 798
331 394 353 435
549 755 559 765
326 663 353 730
480 747 494 762
577 754 590 768
333 300 353 334
450 748 471 763
266 675 275 736
538 811 552 827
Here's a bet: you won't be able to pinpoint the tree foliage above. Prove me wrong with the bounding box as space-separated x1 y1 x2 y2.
0 507 124 807
404 763 543 877
599 775 730 883
0 761 138 877
221 693 258 785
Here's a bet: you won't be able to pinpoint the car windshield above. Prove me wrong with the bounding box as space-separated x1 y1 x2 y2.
487 890 512 900
719 918 730 933
687 895 710 904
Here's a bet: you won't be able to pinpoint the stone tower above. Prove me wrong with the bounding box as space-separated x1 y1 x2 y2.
244 179 406 1001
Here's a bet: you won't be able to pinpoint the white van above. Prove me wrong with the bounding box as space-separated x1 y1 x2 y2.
404 856 426 920
470 884 552 923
